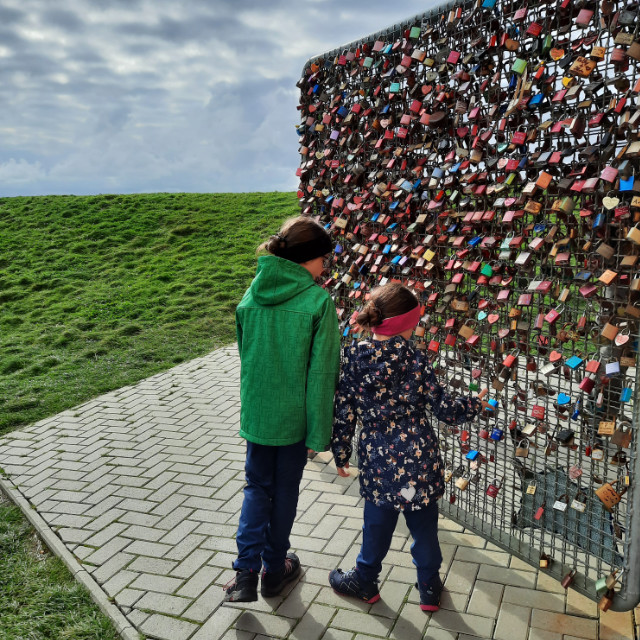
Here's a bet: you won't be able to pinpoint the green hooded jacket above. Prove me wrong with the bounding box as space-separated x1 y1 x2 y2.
236 255 340 451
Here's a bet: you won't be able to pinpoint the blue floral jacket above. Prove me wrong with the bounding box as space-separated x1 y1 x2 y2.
331 337 481 511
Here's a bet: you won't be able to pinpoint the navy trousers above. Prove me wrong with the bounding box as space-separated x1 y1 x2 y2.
233 440 307 573
356 498 442 586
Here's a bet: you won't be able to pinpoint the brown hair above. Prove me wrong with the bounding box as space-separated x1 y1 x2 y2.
258 216 331 263
357 283 418 329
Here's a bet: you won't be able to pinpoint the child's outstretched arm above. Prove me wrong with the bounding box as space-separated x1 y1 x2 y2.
330 347 357 473
305 297 341 452
421 358 485 425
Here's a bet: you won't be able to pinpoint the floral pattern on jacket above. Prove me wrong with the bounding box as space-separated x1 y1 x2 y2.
331 336 481 511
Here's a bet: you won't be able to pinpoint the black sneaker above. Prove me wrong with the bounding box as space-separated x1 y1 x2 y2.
329 567 380 603
416 576 443 612
223 569 258 602
261 552 301 597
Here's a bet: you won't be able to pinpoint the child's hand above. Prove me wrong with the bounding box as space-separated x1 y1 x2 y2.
336 463 350 477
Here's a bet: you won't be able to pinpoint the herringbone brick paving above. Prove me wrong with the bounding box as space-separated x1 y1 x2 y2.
0 346 637 640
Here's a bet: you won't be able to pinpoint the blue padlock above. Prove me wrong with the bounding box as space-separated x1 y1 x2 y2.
466 450 480 461
621 388 632 402
482 0 497 7
593 213 605 229
334 244 343 254
382 244 391 255
566 355 583 369
371 212 380 222
620 176 634 192
571 400 581 420
490 428 504 441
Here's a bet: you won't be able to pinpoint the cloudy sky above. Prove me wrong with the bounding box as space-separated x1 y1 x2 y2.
1 0 437 197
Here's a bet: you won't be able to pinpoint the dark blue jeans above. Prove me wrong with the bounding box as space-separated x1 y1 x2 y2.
356 498 442 586
233 440 307 574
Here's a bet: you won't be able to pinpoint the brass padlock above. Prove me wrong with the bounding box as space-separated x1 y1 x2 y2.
598 588 615 612
515 439 530 458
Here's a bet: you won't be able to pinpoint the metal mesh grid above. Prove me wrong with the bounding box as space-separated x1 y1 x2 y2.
297 0 640 611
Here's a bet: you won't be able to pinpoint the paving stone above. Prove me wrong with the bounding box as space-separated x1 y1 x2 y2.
332 609 393 637
234 610 296 638
136 591 192 616
129 573 184 594
428 608 495 637
503 585 564 613
322 631 354 640
495 602 531 640
598 609 635 640
289 603 335 640
529 609 597 637
139 613 198 640
466 579 504 618
177 565 220 599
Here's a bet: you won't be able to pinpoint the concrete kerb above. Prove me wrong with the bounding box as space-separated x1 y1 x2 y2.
0 473 141 640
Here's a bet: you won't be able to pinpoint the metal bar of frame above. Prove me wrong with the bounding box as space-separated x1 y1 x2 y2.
297 0 640 612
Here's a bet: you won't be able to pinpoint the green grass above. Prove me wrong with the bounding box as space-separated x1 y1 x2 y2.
0 192 297 436
0 191 297 638
0 490 121 640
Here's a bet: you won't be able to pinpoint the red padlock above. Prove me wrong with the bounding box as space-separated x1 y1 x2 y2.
534 503 545 520
532 405 545 420
579 375 596 393
502 349 519 368
486 477 503 498
544 307 563 324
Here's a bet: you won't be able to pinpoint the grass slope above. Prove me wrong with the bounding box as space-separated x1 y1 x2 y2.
0 191 296 638
0 192 297 436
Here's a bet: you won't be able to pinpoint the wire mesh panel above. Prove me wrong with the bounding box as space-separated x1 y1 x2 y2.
296 0 640 612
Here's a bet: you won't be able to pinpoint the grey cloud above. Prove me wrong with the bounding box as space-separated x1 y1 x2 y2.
1 0 433 196
41 8 85 31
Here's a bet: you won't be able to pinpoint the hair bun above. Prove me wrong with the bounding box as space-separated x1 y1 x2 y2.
266 234 287 255
356 301 383 329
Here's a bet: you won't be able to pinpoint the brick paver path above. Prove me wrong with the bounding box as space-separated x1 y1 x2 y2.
0 347 636 640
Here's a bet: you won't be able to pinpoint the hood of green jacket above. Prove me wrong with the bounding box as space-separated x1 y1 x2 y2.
250 255 315 306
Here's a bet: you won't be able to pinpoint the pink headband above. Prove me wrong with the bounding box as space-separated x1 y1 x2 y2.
374 305 421 336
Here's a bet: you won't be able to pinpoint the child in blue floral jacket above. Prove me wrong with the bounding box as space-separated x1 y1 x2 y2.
329 282 486 611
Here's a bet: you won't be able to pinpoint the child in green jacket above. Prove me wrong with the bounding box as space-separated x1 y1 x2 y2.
224 216 340 602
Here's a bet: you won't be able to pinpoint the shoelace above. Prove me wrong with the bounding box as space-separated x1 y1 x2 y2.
222 576 237 591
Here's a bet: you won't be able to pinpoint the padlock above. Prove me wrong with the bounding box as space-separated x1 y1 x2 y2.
585 357 601 373
478 427 489 440
544 307 563 324
561 569 577 589
627 222 640 245
605 360 620 376
502 349 519 368
579 374 596 393
455 475 470 491
595 480 627 512
515 439 530 458
552 494 569 512
598 589 615 612
539 553 551 569
486 477 503 499
570 491 587 513
490 427 503 441
534 502 545 521
611 422 632 448
531 405 545 420
466 449 480 461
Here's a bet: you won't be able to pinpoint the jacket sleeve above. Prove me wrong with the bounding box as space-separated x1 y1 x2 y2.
331 346 357 467
305 295 341 451
420 354 481 425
